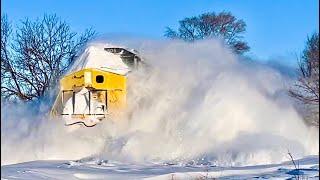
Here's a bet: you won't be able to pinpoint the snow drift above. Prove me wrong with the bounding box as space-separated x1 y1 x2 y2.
1 38 318 166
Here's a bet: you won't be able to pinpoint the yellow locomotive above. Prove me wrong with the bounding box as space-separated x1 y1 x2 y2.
51 44 143 127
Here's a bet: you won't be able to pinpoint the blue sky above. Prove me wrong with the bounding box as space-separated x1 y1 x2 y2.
2 0 319 65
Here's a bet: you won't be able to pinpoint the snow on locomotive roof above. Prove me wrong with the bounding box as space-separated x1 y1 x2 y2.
67 43 142 76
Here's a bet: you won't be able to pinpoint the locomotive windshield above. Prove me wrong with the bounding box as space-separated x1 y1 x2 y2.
104 47 141 69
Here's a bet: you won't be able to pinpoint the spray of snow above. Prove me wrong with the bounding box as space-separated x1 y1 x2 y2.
1 38 318 166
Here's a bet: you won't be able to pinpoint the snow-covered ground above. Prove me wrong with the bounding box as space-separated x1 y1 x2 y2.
1 156 319 179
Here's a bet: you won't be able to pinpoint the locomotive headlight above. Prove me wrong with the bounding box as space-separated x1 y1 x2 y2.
84 71 92 85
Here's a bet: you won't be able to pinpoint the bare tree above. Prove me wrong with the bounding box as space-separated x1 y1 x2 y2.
1 15 24 100
165 11 250 54
1 14 96 101
289 32 319 127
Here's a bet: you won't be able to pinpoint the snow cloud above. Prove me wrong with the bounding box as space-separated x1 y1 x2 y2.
1 38 318 166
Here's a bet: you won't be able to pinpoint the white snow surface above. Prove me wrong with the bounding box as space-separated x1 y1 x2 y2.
1 156 319 179
67 43 136 75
